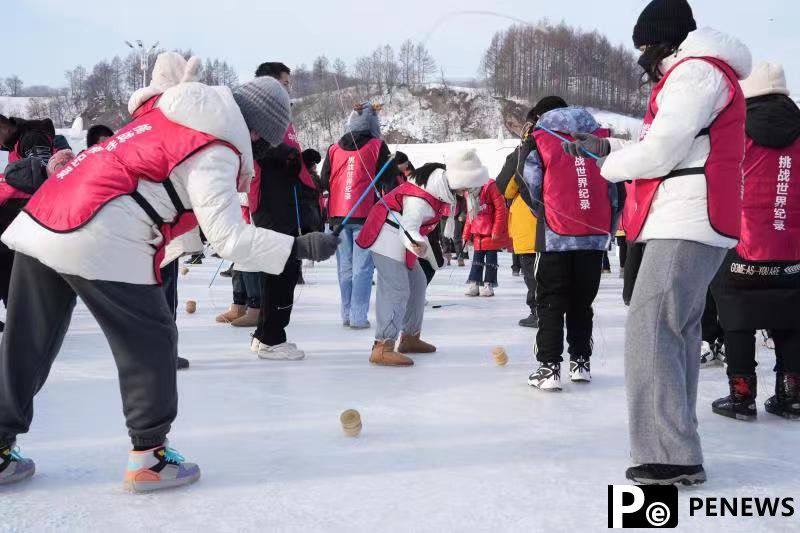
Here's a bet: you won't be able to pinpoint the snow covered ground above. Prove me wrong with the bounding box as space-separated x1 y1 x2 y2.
1 253 798 532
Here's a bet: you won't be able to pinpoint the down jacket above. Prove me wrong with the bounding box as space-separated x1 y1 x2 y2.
1 53 295 284
462 180 510 251
523 106 620 252
367 168 456 270
600 27 752 248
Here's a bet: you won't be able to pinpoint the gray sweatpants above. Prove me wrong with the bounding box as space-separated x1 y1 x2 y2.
625 240 727 465
0 254 178 448
373 252 427 342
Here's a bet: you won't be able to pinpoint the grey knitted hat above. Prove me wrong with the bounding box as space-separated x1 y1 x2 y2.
232 76 291 146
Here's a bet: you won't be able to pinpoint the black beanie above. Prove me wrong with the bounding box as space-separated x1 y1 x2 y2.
528 96 568 123
633 0 696 48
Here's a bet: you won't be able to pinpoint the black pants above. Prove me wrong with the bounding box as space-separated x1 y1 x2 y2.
725 329 800 376
623 242 645 304
535 250 603 362
519 253 537 315
0 254 178 448
254 258 301 346
616 236 628 269
161 259 179 320
701 288 724 344
512 253 521 273
420 259 435 285
602 252 611 271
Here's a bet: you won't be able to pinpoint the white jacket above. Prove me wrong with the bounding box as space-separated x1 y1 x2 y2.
368 169 455 268
2 81 294 284
601 27 752 248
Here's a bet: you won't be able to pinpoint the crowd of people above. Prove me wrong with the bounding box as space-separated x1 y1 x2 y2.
0 0 797 494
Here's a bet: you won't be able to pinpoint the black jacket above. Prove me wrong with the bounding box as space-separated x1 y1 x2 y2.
746 94 800 149
252 143 303 236
320 131 399 226
495 137 536 210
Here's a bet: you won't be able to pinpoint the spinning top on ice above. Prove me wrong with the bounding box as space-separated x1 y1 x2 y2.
185 300 197 314
180 267 189 276
340 409 362 437
492 346 508 366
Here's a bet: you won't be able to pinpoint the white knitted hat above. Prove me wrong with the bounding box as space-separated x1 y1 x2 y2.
740 61 790 99
445 148 490 190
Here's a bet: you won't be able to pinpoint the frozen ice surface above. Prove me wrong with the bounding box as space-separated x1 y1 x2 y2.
0 255 797 532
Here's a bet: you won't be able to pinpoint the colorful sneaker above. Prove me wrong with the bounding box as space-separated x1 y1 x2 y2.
0 443 35 486
123 443 200 493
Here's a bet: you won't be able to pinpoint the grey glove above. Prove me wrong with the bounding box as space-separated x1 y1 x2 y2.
561 132 611 159
293 232 341 261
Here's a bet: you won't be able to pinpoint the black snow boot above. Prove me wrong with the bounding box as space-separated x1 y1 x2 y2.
518 313 538 328
625 464 706 486
712 374 757 421
765 372 800 421
177 356 190 371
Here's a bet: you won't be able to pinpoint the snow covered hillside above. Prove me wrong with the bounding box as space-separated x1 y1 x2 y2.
0 256 796 531
294 86 643 152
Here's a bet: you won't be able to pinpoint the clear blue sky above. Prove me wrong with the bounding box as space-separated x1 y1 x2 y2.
5 0 798 94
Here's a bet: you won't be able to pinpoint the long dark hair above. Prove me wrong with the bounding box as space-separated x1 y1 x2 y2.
639 43 678 85
410 162 446 187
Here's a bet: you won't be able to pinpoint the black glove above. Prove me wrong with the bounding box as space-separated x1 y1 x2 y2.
3 157 48 194
561 133 611 159
293 232 341 261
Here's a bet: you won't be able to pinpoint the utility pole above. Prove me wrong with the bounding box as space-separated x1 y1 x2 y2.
124 40 160 88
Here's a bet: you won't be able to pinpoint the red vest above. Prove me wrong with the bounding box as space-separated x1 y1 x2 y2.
24 102 239 282
625 56 746 242
284 123 316 190
249 162 262 214
356 181 451 269
327 138 382 219
534 127 612 236
737 138 800 261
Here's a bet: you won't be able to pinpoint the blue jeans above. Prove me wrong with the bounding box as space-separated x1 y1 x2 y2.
468 250 498 287
336 224 374 326
232 270 262 309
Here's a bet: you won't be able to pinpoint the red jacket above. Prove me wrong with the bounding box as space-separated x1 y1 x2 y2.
463 181 511 251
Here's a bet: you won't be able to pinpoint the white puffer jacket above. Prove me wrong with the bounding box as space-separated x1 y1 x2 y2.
2 60 294 284
368 169 455 268
601 27 752 248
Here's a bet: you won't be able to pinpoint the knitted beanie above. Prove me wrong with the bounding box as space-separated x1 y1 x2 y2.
633 0 696 48
741 61 791 99
445 148 490 191
232 76 291 146
528 96 569 123
346 104 381 138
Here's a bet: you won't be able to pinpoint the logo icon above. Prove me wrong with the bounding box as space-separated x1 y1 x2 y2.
609 485 678 528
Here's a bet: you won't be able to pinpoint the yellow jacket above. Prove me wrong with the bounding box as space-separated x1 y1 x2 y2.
503 177 537 254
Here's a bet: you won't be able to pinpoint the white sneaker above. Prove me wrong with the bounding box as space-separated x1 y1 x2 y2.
528 362 562 391
700 341 718 368
465 282 479 297
569 357 591 383
250 336 261 353
480 284 495 297
258 342 305 360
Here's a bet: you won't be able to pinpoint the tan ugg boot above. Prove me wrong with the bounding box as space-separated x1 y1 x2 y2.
397 332 436 354
215 304 245 323
370 340 414 367
230 307 260 327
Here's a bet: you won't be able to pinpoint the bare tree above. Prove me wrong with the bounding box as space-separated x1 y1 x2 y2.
399 39 415 87
5 75 23 96
414 44 437 87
